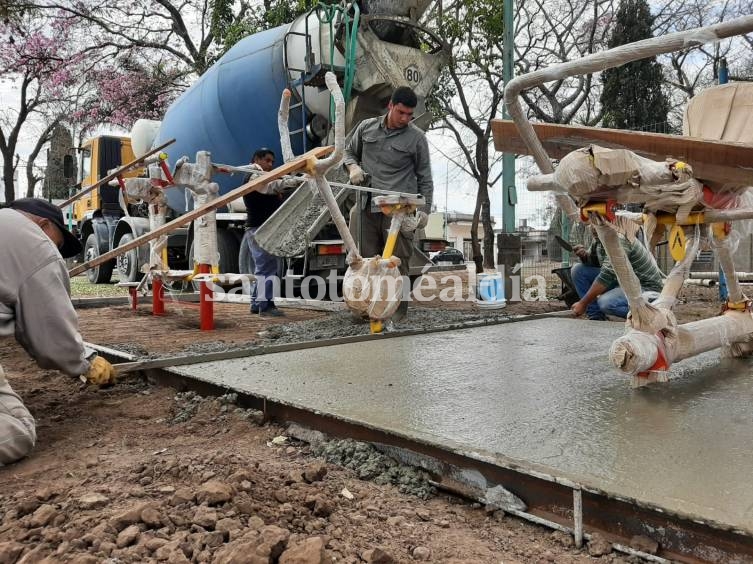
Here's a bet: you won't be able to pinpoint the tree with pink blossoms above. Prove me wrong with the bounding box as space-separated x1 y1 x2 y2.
73 56 180 134
0 11 88 201
0 9 180 201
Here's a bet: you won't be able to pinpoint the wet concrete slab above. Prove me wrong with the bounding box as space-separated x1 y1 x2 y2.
173 318 753 531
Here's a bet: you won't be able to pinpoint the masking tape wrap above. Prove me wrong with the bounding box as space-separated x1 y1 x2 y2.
149 205 167 271
711 226 746 303
675 312 753 360
553 146 703 218
652 226 700 314
170 151 220 269
609 330 660 375
192 191 219 268
342 256 403 320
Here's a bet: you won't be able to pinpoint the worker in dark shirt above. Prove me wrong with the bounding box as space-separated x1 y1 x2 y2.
241 148 290 316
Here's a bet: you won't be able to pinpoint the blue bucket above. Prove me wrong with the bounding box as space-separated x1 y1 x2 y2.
477 273 506 307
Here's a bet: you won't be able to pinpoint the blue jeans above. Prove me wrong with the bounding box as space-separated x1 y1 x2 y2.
242 228 280 312
571 263 659 319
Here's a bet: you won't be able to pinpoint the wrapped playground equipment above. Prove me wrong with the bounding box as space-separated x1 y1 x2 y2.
497 15 753 386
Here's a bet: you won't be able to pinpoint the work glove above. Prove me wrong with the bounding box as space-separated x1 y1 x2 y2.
348 164 365 186
82 355 117 386
399 211 429 234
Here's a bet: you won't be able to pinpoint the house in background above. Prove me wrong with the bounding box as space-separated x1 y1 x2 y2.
424 212 495 261
516 218 549 264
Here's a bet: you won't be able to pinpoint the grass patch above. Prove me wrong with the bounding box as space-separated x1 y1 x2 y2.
69 275 130 298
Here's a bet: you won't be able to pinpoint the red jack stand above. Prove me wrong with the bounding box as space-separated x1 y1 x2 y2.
199 264 214 331
152 278 165 316
128 286 139 311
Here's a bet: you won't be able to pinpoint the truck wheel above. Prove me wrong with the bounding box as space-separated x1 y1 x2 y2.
116 233 144 283
217 229 240 274
84 234 114 284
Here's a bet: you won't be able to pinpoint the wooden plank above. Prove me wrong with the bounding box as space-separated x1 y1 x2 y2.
491 120 753 186
69 146 333 277
59 139 176 209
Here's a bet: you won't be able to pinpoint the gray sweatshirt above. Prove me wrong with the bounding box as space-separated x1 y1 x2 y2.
0 209 90 376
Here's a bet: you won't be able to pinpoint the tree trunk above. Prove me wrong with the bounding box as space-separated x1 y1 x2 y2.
471 188 484 272
481 195 495 269
3 153 16 202
25 169 38 198
25 119 58 199
475 142 495 270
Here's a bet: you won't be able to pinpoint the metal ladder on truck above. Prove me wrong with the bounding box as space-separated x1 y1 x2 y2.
282 1 360 152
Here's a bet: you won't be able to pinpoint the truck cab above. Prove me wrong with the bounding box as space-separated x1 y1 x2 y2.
67 135 189 284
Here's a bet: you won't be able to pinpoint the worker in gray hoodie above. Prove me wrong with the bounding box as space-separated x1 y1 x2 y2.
0 198 116 465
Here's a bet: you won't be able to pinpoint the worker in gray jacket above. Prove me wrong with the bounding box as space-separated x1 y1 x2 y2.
0 198 116 465
344 86 434 319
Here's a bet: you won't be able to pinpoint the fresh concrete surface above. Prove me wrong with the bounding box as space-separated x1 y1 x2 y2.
174 318 753 531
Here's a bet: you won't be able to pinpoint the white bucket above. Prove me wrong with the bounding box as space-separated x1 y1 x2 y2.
477 273 506 309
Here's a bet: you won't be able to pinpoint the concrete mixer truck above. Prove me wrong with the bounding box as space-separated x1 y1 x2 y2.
67 0 449 290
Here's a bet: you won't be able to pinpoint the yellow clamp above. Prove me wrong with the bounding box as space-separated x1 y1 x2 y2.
159 152 169 161
185 263 200 282
672 161 688 172
579 201 616 222
305 157 319 175
724 300 749 312
379 203 417 216
712 222 730 241
653 212 705 226
211 264 221 283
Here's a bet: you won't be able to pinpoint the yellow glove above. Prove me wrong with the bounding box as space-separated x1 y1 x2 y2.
83 356 117 386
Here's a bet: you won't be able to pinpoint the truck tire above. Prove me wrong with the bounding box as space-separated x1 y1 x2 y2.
116 233 144 283
217 229 240 275
84 234 114 284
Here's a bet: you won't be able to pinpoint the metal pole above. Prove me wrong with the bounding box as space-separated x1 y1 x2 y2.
502 0 516 233
444 160 449 240
573 488 583 548
717 57 729 302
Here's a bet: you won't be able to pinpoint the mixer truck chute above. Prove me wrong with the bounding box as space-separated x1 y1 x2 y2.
66 1 449 289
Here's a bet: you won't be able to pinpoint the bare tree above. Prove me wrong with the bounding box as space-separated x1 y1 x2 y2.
426 0 615 268
652 0 753 127
0 12 81 201
426 0 505 270
34 0 255 81
514 0 616 126
24 116 59 197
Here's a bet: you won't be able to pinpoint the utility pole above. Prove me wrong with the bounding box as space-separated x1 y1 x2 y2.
717 57 729 302
502 0 516 233
444 160 449 240
498 0 520 298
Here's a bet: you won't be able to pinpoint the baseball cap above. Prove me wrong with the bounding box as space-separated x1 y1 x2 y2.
8 198 83 258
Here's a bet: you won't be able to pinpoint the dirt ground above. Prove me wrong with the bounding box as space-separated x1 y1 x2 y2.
0 275 725 563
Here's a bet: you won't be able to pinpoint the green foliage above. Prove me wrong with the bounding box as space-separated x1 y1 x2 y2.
210 0 235 42
424 68 456 125
217 0 312 55
600 0 669 131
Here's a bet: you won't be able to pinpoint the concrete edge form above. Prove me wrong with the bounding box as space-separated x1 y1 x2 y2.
94 337 753 563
